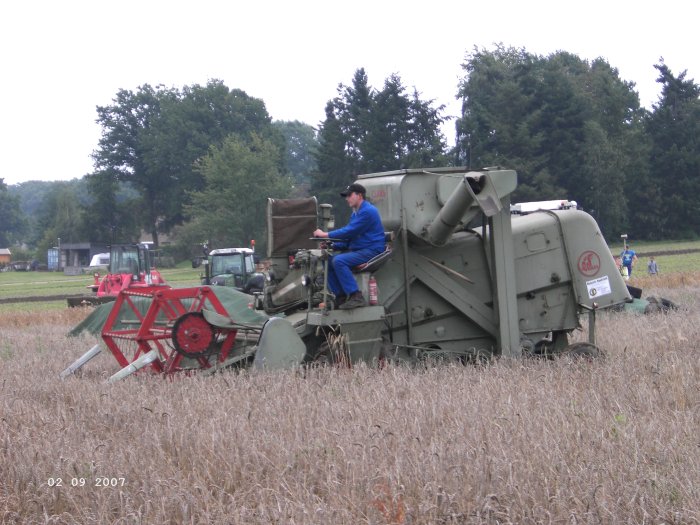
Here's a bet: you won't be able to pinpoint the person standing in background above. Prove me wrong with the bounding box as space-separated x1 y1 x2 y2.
620 245 638 277
648 256 659 275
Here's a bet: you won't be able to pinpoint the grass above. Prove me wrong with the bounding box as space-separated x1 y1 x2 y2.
610 239 700 274
0 264 203 301
0 293 698 523
611 238 700 253
3 239 700 302
0 271 94 299
637 252 700 275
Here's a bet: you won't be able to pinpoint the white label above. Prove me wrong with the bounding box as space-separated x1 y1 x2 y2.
586 275 611 299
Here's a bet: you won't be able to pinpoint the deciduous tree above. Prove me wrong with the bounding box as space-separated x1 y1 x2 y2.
273 120 319 190
0 179 26 248
182 134 292 253
92 81 278 246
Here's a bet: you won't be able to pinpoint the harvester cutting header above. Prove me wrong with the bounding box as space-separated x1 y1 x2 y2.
65 166 631 380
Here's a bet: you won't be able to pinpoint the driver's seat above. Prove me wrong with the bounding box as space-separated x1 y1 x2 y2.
353 232 394 273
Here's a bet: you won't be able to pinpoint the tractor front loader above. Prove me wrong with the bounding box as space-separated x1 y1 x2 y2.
67 243 167 307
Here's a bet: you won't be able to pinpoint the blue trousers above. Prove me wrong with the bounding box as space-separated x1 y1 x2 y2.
327 249 380 297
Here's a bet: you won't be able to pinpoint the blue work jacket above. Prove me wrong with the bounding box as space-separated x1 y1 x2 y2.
329 200 385 253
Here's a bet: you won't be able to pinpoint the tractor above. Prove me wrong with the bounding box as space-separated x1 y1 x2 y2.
200 245 264 294
67 243 166 307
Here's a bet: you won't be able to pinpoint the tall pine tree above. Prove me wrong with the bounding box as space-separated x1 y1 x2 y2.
312 69 448 218
645 61 700 238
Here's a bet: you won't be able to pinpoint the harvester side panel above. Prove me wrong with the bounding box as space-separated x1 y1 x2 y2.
552 210 630 309
374 232 498 355
508 212 580 335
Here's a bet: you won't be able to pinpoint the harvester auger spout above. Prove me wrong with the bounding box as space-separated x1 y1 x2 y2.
420 169 520 355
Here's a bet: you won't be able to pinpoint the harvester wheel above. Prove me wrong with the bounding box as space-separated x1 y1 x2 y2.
561 342 605 360
172 312 215 357
307 342 350 367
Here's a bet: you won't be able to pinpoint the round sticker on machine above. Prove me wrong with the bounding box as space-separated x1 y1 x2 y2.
577 250 601 277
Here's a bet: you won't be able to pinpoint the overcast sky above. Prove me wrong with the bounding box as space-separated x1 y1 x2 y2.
1 0 696 186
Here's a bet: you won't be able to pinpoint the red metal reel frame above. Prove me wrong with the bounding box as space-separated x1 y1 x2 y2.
101 286 238 375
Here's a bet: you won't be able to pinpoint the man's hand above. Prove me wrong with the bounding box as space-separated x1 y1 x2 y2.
313 229 328 238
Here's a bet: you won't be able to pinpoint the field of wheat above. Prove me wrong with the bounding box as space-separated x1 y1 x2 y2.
1 275 698 524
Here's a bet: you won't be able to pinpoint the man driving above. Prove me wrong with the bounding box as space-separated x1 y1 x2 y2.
313 183 385 309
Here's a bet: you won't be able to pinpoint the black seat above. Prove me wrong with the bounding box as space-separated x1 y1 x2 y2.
352 232 394 273
353 245 392 273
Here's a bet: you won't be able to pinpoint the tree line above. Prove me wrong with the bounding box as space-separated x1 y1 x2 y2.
2 45 698 262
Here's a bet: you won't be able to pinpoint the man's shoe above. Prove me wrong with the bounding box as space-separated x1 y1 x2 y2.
334 295 347 308
338 292 366 310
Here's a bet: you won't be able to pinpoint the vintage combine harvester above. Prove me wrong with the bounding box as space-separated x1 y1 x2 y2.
64 167 632 381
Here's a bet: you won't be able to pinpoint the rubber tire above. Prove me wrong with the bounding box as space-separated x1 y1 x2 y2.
561 342 605 359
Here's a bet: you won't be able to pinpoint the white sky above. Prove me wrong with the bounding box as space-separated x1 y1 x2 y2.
1 0 696 185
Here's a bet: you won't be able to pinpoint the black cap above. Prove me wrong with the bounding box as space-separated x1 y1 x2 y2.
340 183 366 197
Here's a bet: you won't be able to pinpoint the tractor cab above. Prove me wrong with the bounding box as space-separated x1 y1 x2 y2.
95 243 166 296
202 247 263 294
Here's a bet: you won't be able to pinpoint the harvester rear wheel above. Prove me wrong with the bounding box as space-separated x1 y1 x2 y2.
307 342 350 367
561 342 605 360
172 312 215 357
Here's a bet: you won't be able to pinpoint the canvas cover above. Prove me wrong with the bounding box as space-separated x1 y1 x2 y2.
266 197 318 257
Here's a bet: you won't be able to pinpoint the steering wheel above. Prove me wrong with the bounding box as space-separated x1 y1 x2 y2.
309 237 343 250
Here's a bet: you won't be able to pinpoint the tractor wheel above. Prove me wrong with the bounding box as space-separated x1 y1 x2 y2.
531 331 569 359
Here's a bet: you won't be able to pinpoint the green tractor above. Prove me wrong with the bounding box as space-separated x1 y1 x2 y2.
201 247 264 295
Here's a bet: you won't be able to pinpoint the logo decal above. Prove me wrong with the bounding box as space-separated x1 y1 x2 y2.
577 251 600 277
369 188 387 203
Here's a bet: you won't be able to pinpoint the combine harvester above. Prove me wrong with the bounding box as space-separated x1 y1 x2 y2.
64 167 634 381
